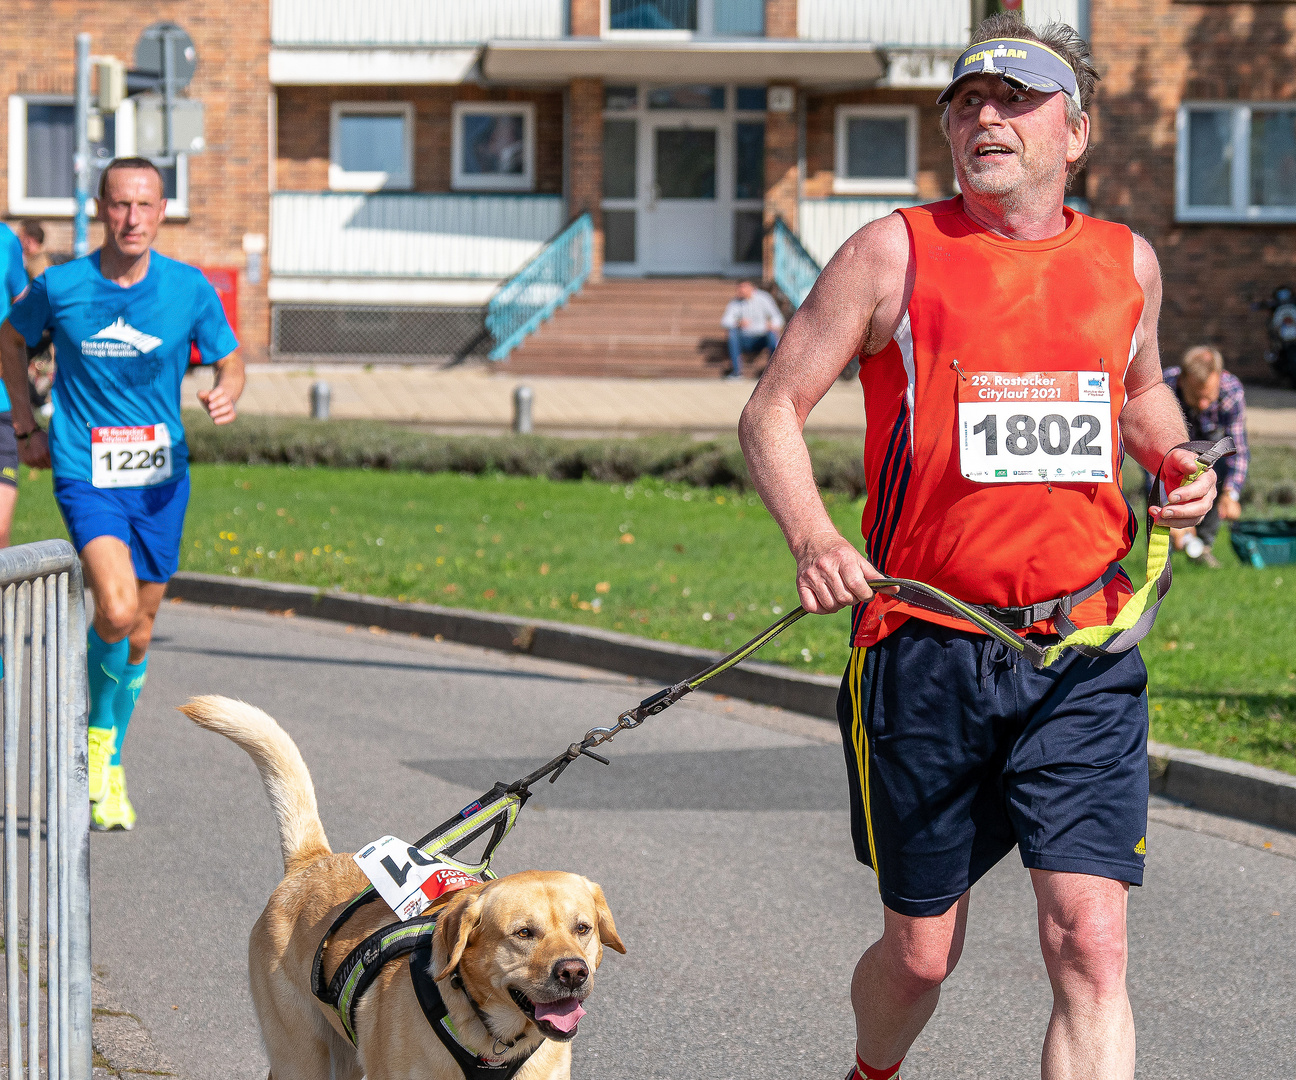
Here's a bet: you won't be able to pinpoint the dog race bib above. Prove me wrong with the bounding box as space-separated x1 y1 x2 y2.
354 835 478 920
958 370 1114 484
91 424 173 489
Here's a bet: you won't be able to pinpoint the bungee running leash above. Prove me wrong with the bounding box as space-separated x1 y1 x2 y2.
405 438 1234 874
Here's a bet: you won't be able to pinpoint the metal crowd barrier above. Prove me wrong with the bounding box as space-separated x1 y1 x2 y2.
0 540 90 1080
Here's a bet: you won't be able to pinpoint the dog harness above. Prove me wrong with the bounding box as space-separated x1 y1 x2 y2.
310 788 541 1077
311 890 537 1079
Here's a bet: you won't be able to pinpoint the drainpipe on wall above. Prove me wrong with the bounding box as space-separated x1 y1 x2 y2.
796 87 806 221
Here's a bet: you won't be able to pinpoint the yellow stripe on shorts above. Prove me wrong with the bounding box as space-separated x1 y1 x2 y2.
848 645 879 879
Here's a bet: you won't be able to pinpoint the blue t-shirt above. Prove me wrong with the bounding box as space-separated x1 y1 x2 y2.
7 250 238 483
0 228 30 411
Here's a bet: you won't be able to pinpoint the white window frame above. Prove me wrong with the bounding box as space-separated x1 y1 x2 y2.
601 0 763 39
834 105 919 196
328 101 415 192
1176 101 1296 223
7 95 188 218
451 101 535 192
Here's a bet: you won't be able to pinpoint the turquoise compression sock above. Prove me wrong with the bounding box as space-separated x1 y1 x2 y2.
87 628 129 734
110 657 148 766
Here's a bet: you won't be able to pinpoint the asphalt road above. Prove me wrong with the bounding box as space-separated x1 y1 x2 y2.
89 603 1296 1079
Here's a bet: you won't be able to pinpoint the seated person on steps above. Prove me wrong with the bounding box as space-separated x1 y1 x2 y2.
721 280 784 378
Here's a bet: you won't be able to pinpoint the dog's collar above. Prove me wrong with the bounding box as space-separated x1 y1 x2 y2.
411 945 538 1079
449 970 522 1053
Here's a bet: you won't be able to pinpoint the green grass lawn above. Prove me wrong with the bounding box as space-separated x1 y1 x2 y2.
12 461 1295 772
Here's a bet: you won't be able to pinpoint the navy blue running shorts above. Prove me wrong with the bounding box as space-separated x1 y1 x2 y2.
53 473 191 583
836 619 1149 918
0 412 18 487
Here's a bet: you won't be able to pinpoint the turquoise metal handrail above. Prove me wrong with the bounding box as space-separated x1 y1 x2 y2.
486 213 593 361
772 217 822 310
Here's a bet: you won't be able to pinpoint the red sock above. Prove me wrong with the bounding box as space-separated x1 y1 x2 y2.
855 1051 903 1080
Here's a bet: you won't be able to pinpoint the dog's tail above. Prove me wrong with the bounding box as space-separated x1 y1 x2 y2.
178 695 332 875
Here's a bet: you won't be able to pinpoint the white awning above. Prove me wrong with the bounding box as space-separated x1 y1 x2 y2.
481 39 886 85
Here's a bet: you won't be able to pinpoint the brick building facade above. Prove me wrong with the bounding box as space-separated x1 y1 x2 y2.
3 1 1289 378
1087 0 1296 379
0 0 272 360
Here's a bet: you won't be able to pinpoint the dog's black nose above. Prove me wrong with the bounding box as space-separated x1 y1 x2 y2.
553 958 588 989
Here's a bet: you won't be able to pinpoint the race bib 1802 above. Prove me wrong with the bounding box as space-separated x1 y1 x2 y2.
958 370 1114 484
91 424 173 489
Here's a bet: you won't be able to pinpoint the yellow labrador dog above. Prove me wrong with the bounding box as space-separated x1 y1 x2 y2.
179 695 624 1080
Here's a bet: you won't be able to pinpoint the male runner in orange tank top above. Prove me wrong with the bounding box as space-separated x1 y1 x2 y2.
740 15 1217 1080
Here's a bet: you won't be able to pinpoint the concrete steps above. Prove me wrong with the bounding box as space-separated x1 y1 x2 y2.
500 277 768 379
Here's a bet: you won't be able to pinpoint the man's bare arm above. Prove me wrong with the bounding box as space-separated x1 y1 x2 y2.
739 214 910 613
0 321 49 467
1 322 36 433
197 352 245 426
1118 236 1217 526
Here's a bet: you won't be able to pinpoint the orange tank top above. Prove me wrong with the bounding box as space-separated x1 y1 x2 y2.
853 197 1143 647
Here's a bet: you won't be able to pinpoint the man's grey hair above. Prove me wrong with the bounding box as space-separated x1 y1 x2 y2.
940 13 1100 179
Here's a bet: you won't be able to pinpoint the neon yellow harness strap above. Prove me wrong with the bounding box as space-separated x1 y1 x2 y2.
1041 436 1235 666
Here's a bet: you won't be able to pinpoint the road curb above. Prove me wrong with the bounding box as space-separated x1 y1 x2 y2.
1147 740 1296 834
166 572 841 718
167 572 1296 836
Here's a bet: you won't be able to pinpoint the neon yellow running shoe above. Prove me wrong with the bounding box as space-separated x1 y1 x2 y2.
91 766 136 832
87 727 115 803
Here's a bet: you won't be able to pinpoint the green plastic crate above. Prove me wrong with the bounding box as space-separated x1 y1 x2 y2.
1229 520 1296 568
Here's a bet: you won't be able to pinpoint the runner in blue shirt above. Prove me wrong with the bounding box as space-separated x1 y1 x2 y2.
0 157 244 831
0 225 32 546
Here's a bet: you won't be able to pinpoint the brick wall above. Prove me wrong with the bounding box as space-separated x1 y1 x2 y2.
1089 0 1296 379
803 89 955 202
765 0 798 38
568 78 604 280
276 87 564 195
762 97 799 276
0 0 272 360
570 0 601 36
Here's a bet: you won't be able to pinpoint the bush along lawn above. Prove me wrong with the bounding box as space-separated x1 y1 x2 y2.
13 450 1294 773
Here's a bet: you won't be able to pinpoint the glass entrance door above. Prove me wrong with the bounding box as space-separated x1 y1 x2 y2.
600 85 766 275
642 121 722 272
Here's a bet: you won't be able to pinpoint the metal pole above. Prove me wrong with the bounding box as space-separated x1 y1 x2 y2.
162 30 175 158
513 385 534 435
4 583 22 1080
28 584 43 1080
56 573 69 1080
63 565 90 1080
310 381 331 421
73 34 91 259
44 576 59 1080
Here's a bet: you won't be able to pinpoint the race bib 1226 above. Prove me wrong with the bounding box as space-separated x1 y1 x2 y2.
958 370 1114 484
91 424 173 489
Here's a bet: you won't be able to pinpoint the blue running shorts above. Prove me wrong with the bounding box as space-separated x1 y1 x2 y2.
53 473 191 584
837 619 1149 918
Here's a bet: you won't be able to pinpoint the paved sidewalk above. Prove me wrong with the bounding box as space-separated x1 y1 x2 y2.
183 363 1296 440
183 363 859 436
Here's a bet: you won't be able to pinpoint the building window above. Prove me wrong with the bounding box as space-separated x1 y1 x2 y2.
7 95 186 217
329 102 413 191
735 121 764 199
604 209 637 263
1178 103 1296 222
834 106 918 196
451 102 534 192
603 120 638 199
607 0 763 36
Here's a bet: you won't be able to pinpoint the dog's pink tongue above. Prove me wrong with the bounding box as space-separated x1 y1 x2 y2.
534 998 585 1033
